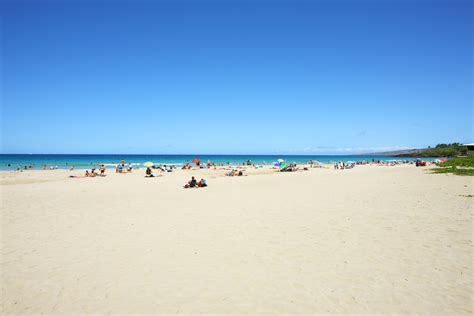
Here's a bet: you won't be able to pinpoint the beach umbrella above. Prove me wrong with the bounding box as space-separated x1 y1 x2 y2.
144 161 153 167
277 159 285 163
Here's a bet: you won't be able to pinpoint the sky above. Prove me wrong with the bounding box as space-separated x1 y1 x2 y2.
1 0 472 154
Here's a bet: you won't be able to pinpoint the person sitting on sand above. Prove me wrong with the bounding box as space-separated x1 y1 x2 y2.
198 178 207 187
184 176 197 188
85 170 90 177
238 170 243 176
145 167 154 177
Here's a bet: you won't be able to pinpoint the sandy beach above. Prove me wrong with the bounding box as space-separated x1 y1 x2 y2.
1 164 472 314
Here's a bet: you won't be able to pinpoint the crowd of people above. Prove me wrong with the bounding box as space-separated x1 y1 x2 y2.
334 162 355 170
83 165 106 177
16 165 35 171
12 158 442 190
116 162 133 173
9 157 441 174
180 160 262 170
307 160 323 168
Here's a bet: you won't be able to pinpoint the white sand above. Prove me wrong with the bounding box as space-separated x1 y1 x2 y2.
1 165 472 314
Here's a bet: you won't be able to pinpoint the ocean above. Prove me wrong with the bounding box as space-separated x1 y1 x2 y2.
0 154 431 170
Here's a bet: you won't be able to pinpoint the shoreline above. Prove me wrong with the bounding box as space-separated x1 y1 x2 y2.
0 154 436 171
0 163 436 184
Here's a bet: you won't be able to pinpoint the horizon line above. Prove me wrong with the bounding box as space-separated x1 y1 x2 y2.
0 152 416 156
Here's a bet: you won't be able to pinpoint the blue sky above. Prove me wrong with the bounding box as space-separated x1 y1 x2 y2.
1 0 472 154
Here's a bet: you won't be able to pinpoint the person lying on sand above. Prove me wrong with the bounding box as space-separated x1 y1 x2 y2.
184 176 197 188
280 164 299 172
225 170 243 177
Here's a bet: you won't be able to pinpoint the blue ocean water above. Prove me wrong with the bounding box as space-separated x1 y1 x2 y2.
0 154 431 170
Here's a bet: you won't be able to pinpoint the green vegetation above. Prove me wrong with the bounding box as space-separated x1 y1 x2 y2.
410 143 468 157
438 156 474 168
432 167 474 176
431 156 474 176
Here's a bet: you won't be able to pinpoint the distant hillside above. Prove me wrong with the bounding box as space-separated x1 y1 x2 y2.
369 148 423 156
396 143 467 157
367 143 468 157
